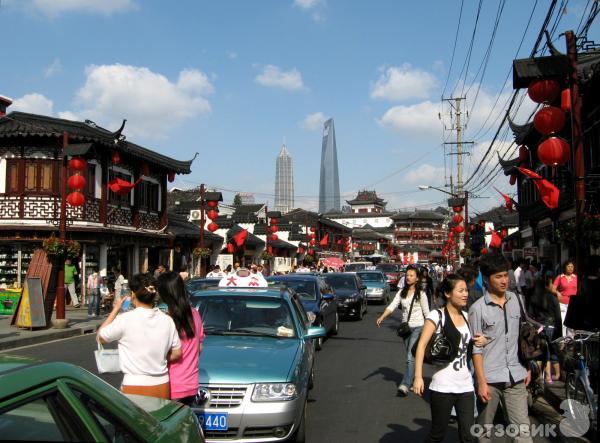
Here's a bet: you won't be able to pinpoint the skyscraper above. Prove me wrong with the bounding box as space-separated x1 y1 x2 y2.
319 118 340 213
275 144 294 213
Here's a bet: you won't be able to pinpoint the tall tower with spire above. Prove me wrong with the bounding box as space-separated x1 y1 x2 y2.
275 143 294 213
319 118 340 213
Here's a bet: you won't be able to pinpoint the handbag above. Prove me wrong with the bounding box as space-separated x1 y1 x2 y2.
411 309 458 366
396 293 417 338
94 342 121 374
515 295 544 362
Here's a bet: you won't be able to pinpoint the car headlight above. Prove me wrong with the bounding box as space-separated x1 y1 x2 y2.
252 383 297 402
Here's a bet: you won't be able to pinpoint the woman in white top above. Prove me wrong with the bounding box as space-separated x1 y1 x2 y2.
376 265 430 396
98 273 182 399
412 274 485 443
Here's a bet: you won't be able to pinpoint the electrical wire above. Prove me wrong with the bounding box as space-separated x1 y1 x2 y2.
453 0 484 97
442 0 465 99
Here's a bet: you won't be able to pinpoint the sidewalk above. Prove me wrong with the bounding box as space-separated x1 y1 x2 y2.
0 306 106 351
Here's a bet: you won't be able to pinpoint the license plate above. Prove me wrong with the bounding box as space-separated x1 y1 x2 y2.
197 412 228 431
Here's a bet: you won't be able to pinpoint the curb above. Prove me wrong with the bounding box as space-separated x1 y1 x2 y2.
0 322 100 352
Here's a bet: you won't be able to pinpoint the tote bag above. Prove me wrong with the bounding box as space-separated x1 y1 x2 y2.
94 342 121 374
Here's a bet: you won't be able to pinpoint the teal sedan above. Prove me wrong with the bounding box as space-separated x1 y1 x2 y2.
191 287 325 443
356 270 391 304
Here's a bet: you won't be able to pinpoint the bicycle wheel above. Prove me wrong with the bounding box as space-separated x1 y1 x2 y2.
565 375 596 433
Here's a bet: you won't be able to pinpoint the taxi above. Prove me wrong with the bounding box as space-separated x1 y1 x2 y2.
190 270 326 442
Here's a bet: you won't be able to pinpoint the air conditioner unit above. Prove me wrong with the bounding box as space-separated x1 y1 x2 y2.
190 210 201 220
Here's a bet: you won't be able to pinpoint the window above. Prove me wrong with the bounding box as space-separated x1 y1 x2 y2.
5 160 19 193
20 160 57 194
108 170 132 206
138 180 159 211
86 164 96 197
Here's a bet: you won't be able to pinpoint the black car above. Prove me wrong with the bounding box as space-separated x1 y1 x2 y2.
322 273 368 320
267 274 339 350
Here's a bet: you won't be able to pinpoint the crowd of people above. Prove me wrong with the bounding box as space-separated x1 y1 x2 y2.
376 253 599 442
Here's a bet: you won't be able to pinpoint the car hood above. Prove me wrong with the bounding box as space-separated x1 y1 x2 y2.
201 335 300 384
334 288 359 297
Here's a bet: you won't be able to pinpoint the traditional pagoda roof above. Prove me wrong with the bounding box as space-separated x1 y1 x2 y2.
167 213 223 243
0 111 195 173
280 209 351 233
226 225 264 246
391 210 446 222
346 190 386 207
471 206 519 228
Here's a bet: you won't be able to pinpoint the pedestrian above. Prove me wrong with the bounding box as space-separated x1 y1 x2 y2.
550 260 577 336
154 264 166 279
86 270 101 317
113 268 125 302
376 265 430 396
413 274 484 443
420 267 434 307
179 264 190 282
224 264 232 275
157 271 205 405
97 273 182 399
468 253 532 443
564 255 600 332
527 273 562 383
64 258 80 308
457 264 483 310
514 259 528 296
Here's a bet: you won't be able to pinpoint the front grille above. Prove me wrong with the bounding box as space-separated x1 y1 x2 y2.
204 428 239 439
206 385 248 409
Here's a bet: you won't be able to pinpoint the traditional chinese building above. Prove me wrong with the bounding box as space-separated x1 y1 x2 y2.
391 208 449 263
0 108 194 290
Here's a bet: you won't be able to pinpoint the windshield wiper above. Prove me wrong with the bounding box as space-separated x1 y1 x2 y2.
203 326 229 335
227 328 283 338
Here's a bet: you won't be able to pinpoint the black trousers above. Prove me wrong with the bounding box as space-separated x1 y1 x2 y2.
427 390 475 443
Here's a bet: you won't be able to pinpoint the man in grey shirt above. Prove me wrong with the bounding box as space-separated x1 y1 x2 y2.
468 253 532 443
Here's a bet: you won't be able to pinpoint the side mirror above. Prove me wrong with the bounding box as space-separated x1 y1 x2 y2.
322 294 334 301
304 326 326 340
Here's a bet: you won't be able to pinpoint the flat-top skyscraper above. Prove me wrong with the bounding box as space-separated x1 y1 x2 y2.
319 118 340 213
275 144 294 213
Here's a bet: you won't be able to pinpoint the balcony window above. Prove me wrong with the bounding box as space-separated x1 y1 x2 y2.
138 180 159 212
108 170 131 206
9 159 58 194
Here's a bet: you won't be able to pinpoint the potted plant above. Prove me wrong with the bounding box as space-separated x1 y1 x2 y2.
260 251 274 261
192 247 212 258
42 235 81 258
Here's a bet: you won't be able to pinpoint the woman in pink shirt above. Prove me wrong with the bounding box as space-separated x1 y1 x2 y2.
552 261 577 335
158 271 205 405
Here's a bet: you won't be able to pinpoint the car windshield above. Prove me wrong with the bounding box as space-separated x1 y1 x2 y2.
324 275 357 290
193 296 296 338
273 280 317 300
344 264 367 272
357 272 384 282
187 279 220 292
377 264 399 272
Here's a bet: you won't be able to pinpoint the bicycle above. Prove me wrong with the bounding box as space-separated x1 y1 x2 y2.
554 330 599 434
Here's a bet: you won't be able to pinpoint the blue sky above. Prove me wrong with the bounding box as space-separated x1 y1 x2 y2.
2 0 598 214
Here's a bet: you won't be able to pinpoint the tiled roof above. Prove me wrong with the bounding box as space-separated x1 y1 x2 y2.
0 112 194 173
168 213 223 243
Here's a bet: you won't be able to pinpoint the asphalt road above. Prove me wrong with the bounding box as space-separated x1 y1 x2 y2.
3 305 559 443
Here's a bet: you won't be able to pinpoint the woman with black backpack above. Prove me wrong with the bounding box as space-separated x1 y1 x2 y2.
412 274 485 443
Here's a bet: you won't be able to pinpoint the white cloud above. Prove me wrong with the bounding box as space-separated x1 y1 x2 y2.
11 93 54 115
300 112 328 131
227 51 238 60
371 64 439 101
44 58 63 77
57 110 79 121
378 100 441 135
404 163 446 185
255 65 305 91
30 0 137 17
68 64 214 139
293 0 321 9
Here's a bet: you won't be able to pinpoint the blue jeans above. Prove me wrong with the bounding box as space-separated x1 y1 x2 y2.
401 326 422 388
87 288 100 316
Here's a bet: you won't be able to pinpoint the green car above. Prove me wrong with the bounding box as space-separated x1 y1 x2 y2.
0 355 204 442
356 270 391 304
191 286 326 442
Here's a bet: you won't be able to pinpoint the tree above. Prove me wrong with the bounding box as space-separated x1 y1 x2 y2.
233 193 242 206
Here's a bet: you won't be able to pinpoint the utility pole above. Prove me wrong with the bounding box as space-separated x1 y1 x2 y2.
442 97 473 265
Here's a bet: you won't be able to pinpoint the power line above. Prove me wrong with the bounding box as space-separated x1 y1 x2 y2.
441 0 465 98
453 0 484 97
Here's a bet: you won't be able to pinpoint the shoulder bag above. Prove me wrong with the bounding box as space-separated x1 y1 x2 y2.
396 293 416 338
94 342 121 374
411 308 458 366
514 294 544 362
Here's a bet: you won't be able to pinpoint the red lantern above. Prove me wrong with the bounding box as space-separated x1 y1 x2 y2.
538 137 570 166
268 246 273 254
167 172 176 183
352 243 358 248
207 222 218 232
527 79 560 104
309 239 316 246
453 206 463 213
227 243 235 253
142 163 150 176
480 247 489 255
270 218 278 225
452 215 463 224
344 247 350 252
66 191 85 207
67 174 86 190
501 228 508 238
448 231 455 238
68 157 87 171
518 146 529 162
533 106 566 135
298 247 305 254
509 173 517 185
310 227 316 232
111 151 120 165
308 249 314 255
454 225 464 234
337 239 343 245
561 88 571 112
270 225 279 233
309 233 316 239
270 234 278 241
207 200 218 208
207 209 218 220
